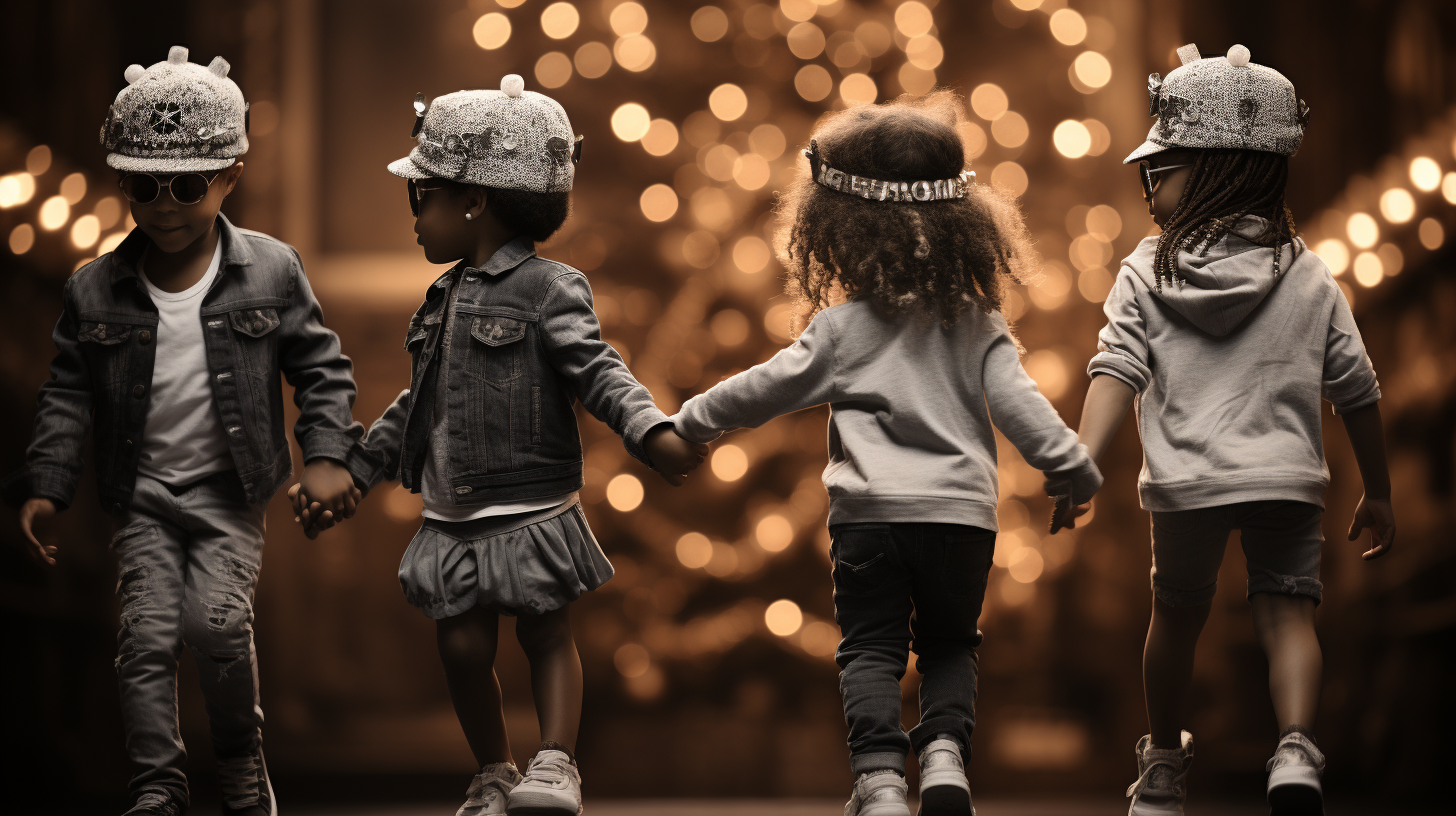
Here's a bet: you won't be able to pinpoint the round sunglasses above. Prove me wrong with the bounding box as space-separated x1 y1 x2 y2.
406 178 452 217
119 172 222 205
1138 160 1193 201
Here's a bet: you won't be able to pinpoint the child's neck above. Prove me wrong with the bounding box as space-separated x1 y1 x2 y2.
144 222 220 294
465 225 519 271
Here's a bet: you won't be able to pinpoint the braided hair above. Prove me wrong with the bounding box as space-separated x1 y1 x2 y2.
1153 148 1298 290
777 91 1037 329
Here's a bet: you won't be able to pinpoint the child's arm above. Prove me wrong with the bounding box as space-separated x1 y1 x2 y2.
273 252 369 530
671 309 838 444
294 389 408 534
4 279 93 565
1322 286 1391 559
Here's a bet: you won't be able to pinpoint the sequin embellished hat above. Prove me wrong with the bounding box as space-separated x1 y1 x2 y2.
1125 43 1309 164
388 74 582 193
100 46 249 173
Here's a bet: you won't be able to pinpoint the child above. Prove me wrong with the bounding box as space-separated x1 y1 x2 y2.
670 93 1102 816
6 47 368 816
314 75 705 816
1064 44 1395 816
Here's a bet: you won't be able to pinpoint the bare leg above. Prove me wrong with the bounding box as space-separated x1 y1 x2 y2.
515 605 582 752
437 605 514 767
1250 593 1321 731
1144 598 1213 749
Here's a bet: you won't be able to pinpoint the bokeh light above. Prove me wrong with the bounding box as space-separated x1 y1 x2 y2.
98 231 127 255
59 173 87 205
609 1 648 36
574 41 613 78
606 473 644 511
991 112 1028 148
1418 217 1444 250
614 643 651 677
1313 238 1351 275
894 1 934 37
1052 120 1091 158
1082 118 1111 156
9 223 35 255
1409 156 1442 192
795 65 834 102
755 514 794 552
1008 548 1045 583
0 173 36 208
639 184 678 222
93 196 123 229
839 73 877 105
39 196 70 230
26 145 52 175
905 35 944 70
690 6 729 41
614 34 657 72
472 13 511 50
732 236 771 274
1346 213 1379 248
70 214 100 249
1443 172 1456 205
732 153 771 190
1352 252 1384 287
765 599 804 636
855 20 893 57
535 51 573 89
641 118 679 156
990 161 1028 197
898 64 937 96
787 22 826 59
709 83 749 121
711 444 749 481
1072 51 1112 89
1086 205 1122 240
611 103 652 141
1378 188 1415 223
957 122 988 160
540 2 580 39
970 83 1009 120
749 124 786 160
1048 9 1086 45
780 0 818 23
682 231 721 268
1078 266 1114 302
1023 349 1069 399
711 309 751 346
1377 243 1403 276
676 532 713 568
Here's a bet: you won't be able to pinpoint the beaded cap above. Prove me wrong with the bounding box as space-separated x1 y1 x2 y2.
388 75 581 192
101 46 249 173
1126 43 1309 164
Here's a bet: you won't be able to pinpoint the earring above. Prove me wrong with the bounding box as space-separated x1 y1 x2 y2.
465 213 473 220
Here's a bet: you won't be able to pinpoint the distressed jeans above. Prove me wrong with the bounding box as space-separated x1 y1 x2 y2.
830 522 995 776
112 472 267 805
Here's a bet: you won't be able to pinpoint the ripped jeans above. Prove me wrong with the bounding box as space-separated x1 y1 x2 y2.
112 472 267 806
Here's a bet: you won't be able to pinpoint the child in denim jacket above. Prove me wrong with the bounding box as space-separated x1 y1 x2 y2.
304 75 704 816
7 47 369 816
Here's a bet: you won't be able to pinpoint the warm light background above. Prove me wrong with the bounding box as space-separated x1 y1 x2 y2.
2 0 1452 811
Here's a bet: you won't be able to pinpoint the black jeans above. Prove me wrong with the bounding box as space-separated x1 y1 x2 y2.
830 522 995 776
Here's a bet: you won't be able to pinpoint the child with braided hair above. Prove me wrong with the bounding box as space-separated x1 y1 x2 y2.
671 92 1102 816
1060 44 1395 816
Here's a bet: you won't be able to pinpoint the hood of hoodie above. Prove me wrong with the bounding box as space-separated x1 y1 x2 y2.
1126 216 1299 336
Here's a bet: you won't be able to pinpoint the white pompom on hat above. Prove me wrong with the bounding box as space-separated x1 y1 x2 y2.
1125 42 1309 164
101 45 249 173
388 74 581 193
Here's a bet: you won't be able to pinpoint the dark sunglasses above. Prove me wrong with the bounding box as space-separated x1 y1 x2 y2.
406 179 452 217
1138 160 1193 201
119 172 222 205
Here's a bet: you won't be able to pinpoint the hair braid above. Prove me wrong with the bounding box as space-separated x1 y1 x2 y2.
1153 149 1297 290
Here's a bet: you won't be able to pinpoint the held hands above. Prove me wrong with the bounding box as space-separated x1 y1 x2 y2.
644 424 709 486
18 497 58 566
288 459 363 539
1045 476 1090 534
1348 494 1395 560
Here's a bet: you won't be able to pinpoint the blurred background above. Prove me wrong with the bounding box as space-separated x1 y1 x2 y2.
2 0 1452 812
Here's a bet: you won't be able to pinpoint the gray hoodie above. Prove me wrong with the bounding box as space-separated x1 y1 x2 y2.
1088 218 1381 512
672 299 1102 531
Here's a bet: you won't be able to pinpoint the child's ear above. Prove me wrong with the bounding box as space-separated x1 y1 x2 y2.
219 162 245 196
464 185 488 222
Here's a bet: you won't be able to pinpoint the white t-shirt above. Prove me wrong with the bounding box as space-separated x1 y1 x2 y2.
136 239 235 485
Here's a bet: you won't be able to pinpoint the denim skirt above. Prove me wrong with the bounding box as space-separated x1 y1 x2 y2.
398 497 612 619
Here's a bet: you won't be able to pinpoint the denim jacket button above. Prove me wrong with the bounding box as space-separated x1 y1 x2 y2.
138 330 152 345
132 384 146 398
455 485 472 494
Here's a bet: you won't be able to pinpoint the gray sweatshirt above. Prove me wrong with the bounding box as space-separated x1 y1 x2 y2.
672 299 1102 530
1088 218 1382 512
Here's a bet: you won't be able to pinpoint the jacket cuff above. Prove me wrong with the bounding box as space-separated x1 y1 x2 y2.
1087 351 1150 393
4 467 74 512
622 408 672 467
668 411 725 445
341 443 388 495
299 428 363 468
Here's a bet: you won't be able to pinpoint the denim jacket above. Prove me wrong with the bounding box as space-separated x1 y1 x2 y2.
355 237 668 504
4 215 369 512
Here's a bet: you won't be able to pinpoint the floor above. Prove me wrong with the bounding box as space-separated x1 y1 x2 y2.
285 800 1441 816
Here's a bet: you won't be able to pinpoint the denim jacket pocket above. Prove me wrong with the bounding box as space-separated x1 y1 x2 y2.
466 315 526 385
77 321 133 345
227 307 282 379
228 308 282 338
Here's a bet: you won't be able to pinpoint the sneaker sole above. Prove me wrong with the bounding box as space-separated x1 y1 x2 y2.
506 792 581 816
1268 782 1323 816
917 782 973 816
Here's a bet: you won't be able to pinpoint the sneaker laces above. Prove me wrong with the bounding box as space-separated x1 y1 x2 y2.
466 762 519 802
523 753 574 788
1126 757 1184 799
218 754 264 806
1266 733 1326 774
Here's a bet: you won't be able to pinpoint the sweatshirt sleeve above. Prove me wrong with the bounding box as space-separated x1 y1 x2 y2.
671 308 838 443
1086 267 1153 392
983 318 1102 505
1321 286 1381 414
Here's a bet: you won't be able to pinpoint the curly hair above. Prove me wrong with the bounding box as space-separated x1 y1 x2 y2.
776 91 1037 330
1153 148 1298 290
484 186 571 242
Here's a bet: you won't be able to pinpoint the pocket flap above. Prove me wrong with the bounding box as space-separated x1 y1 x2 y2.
404 327 429 350
470 316 527 346
77 321 132 345
228 308 281 338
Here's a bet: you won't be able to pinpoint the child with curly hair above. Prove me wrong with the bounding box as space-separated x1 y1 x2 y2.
671 92 1102 816
1063 44 1394 816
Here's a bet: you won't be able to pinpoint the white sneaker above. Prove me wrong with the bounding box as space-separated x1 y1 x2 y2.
506 749 581 816
1266 731 1325 816
457 762 522 816
845 770 911 816
1126 731 1193 816
917 736 973 816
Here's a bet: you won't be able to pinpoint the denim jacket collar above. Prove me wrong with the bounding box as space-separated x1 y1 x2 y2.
109 213 255 287
468 236 537 278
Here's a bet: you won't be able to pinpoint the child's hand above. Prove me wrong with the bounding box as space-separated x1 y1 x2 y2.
1049 496 1090 534
1347 494 1395 560
18 497 58 565
291 460 362 539
644 424 709 486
